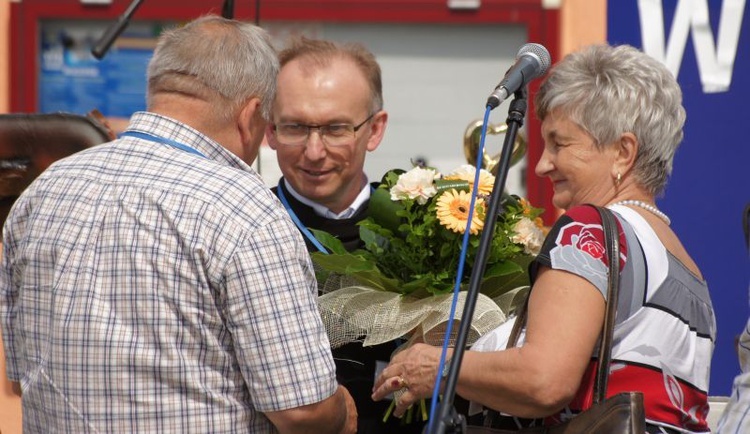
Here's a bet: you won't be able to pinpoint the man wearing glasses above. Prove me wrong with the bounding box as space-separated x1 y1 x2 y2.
267 37 422 434
267 37 386 253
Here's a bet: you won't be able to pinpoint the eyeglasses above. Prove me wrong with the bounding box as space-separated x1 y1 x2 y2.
272 113 376 147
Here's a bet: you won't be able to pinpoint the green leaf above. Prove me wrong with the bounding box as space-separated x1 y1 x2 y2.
380 169 405 188
350 269 403 293
311 252 372 274
484 260 524 277
309 228 348 255
313 267 332 286
312 253 402 293
475 256 534 299
500 192 521 209
401 275 434 293
359 224 391 252
368 187 404 233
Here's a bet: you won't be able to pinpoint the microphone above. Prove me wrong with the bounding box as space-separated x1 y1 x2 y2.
486 43 551 109
91 0 145 60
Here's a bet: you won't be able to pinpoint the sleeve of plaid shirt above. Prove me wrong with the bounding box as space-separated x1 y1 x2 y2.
0 221 21 382
223 215 338 412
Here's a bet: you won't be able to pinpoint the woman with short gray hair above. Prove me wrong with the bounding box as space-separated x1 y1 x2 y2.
373 43 714 434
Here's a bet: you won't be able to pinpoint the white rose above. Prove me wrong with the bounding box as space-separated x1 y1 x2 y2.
390 167 440 205
446 164 478 180
511 217 545 255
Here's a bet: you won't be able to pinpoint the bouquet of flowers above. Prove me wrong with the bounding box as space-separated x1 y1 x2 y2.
312 164 546 349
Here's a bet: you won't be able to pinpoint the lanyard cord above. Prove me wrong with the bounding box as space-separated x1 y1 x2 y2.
120 131 208 159
121 131 337 254
277 186 329 254
277 183 377 254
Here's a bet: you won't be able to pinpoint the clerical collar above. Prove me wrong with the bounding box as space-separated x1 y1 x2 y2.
283 178 371 220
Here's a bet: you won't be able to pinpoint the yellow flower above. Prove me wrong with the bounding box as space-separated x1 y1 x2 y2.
436 189 485 235
444 164 495 195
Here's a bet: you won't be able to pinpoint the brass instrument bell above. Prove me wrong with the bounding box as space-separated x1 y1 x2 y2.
463 119 527 175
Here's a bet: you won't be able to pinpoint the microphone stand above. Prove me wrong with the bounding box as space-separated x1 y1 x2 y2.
91 0 145 60
91 0 237 60
428 87 529 434
222 0 235 19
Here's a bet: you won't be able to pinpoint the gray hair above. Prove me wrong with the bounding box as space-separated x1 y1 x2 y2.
535 44 686 196
147 15 279 122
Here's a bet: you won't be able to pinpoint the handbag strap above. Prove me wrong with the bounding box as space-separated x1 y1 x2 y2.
593 205 620 404
505 205 620 404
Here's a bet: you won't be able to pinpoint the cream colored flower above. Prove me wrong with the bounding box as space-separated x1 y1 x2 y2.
436 189 485 235
390 167 440 205
511 217 545 255
444 164 495 195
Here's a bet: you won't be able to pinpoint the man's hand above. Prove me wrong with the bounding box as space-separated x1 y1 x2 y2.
266 384 357 434
340 385 358 434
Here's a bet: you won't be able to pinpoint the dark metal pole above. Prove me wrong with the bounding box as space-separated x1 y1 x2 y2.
91 0 146 60
222 0 235 19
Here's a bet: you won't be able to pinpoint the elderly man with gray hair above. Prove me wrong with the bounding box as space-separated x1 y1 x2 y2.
0 15 355 434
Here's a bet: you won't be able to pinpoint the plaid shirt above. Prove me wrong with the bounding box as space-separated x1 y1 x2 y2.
0 112 338 433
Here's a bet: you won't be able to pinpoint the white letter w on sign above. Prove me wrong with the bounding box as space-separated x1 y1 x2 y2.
638 0 746 93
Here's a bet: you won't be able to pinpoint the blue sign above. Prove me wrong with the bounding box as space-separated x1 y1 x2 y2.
38 21 158 118
608 0 749 395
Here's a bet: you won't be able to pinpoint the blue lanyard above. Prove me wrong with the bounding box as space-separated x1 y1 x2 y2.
277 184 376 254
120 131 208 159
277 186 330 254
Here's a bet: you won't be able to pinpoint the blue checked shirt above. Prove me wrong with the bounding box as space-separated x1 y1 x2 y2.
0 112 338 433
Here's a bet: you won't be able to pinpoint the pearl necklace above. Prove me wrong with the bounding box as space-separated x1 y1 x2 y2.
611 200 671 225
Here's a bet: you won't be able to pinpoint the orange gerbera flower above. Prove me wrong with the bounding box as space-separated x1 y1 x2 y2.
436 190 485 235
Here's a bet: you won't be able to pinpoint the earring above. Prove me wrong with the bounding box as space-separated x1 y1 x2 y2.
615 172 622 186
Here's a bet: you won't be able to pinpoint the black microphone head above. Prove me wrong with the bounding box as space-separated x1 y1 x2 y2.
517 43 551 78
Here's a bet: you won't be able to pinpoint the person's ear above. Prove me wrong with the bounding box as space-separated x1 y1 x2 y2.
265 123 279 151
614 132 638 177
237 98 264 145
365 110 388 152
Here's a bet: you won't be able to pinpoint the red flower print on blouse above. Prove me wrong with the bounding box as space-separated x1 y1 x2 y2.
555 222 608 265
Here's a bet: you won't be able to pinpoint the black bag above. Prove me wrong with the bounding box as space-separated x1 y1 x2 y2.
467 206 646 434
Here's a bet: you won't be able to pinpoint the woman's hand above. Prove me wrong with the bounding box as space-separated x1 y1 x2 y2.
371 343 450 418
